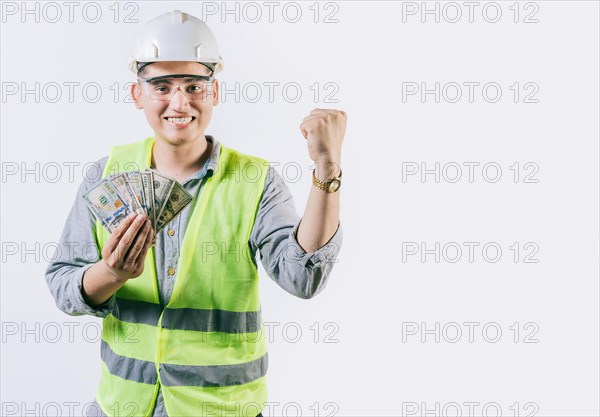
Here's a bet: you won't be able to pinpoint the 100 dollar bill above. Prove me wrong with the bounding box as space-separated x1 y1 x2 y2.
83 169 192 234
155 180 193 232
83 179 131 233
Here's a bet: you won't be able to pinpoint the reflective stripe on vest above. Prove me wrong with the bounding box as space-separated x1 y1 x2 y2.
114 297 262 333
95 137 269 417
101 339 268 387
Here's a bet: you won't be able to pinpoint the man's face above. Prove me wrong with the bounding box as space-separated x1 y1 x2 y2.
131 61 219 146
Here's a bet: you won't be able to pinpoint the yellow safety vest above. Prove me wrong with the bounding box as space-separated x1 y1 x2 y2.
93 137 269 417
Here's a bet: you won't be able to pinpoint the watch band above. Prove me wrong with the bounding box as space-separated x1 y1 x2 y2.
312 168 342 193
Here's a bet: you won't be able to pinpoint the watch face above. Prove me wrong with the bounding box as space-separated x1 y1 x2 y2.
329 179 341 192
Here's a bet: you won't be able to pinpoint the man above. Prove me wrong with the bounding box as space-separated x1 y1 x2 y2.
46 10 345 417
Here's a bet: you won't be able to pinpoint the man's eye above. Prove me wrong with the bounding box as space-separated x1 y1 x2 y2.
153 86 170 93
187 84 204 92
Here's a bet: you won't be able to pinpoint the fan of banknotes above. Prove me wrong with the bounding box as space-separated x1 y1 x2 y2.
83 169 192 234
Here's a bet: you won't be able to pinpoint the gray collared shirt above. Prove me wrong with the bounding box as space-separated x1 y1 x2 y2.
45 136 342 417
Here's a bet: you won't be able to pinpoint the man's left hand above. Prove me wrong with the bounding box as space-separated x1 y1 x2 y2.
300 108 347 164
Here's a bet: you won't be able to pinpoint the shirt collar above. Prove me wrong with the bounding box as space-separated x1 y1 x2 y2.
184 135 221 183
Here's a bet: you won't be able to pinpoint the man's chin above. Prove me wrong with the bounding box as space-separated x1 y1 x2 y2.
156 131 204 145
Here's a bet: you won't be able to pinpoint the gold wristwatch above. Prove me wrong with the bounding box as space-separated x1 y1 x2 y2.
312 168 342 193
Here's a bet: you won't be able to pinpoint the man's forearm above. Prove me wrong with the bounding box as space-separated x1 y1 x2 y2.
296 160 341 253
82 261 127 307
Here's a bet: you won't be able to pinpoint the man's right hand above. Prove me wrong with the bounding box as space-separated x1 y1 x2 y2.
100 212 156 283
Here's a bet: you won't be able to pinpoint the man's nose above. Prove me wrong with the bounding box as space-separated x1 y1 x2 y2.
169 87 191 111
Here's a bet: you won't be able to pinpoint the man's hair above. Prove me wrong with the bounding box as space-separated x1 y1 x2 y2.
137 64 153 78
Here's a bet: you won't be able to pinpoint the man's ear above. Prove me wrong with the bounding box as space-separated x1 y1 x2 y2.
131 82 143 109
212 79 219 107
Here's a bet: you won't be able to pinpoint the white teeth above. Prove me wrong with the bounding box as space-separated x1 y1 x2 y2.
167 117 192 124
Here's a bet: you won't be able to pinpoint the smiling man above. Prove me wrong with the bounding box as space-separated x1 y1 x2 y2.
46 10 345 417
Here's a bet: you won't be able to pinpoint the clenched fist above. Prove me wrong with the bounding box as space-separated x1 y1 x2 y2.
300 108 347 164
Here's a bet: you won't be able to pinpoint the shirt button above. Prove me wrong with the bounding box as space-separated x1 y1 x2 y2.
167 229 175 236
167 267 176 276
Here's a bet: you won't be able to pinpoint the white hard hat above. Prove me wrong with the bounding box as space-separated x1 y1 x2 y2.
128 10 224 75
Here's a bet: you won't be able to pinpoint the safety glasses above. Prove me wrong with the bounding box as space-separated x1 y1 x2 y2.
137 74 215 101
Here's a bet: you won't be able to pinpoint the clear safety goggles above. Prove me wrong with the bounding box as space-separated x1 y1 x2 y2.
137 74 215 102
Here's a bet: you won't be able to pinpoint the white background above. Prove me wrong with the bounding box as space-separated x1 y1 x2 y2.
1 1 599 416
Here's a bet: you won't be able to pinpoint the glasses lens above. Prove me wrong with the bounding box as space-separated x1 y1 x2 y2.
143 78 213 101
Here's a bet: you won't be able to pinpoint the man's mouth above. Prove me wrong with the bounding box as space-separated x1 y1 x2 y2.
164 116 195 126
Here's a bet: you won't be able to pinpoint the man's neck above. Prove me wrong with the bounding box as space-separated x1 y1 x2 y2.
151 135 212 182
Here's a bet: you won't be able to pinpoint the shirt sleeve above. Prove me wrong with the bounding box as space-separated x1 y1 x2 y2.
44 156 117 318
249 165 343 299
